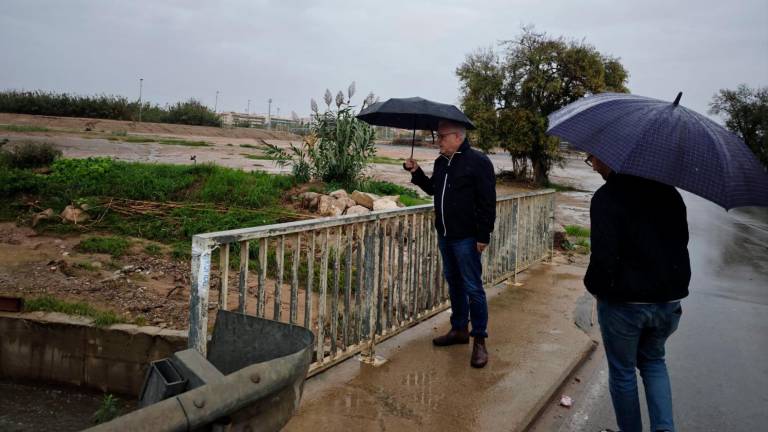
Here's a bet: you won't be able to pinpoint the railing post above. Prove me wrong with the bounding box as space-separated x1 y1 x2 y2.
359 220 387 367
189 236 215 356
513 198 522 286
549 194 556 263
218 243 229 310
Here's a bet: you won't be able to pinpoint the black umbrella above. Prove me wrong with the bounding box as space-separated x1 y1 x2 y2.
357 97 475 162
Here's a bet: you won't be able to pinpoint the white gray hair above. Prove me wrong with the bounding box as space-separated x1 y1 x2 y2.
437 120 467 140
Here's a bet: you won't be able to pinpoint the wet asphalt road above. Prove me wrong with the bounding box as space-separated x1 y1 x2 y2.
534 193 768 431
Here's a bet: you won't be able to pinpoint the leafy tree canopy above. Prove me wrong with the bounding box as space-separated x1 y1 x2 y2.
457 26 629 184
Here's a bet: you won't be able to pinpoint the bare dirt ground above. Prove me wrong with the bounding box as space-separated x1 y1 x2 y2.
0 114 594 330
0 223 192 328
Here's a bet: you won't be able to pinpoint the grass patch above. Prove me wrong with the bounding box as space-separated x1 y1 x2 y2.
144 243 162 256
74 261 100 272
399 195 432 206
24 295 123 327
171 242 192 261
546 181 589 193
77 236 131 257
239 143 265 149
4 157 297 248
564 225 591 237
105 135 154 143
156 138 210 147
367 155 402 165
242 153 280 161
103 135 210 146
0 124 50 132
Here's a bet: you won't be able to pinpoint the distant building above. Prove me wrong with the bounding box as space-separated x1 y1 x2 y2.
219 112 307 133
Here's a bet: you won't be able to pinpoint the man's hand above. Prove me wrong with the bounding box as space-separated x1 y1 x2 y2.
476 242 487 253
403 158 419 173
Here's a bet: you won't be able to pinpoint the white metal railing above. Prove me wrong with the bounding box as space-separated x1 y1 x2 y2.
188 190 554 375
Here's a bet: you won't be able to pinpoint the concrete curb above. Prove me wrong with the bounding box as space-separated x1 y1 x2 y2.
518 338 599 432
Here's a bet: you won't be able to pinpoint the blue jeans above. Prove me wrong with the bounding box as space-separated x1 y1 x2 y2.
437 235 488 338
597 300 683 432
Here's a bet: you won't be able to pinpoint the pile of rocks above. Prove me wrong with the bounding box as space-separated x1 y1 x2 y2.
297 189 405 216
32 205 91 227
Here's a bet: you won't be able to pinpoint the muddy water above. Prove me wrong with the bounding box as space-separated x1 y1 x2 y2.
0 379 136 432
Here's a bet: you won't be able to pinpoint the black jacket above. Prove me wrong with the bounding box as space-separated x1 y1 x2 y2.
410 139 496 243
585 173 691 303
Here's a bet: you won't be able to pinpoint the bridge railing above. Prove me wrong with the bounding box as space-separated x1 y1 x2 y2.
188 189 555 375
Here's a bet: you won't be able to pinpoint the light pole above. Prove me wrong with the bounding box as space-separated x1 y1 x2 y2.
247 99 250 115
138 78 143 122
214 90 219 113
267 98 272 130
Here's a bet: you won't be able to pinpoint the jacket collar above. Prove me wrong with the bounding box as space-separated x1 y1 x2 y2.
440 138 471 159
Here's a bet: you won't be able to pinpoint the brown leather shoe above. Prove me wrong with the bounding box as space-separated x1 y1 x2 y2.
432 327 469 346
470 337 488 368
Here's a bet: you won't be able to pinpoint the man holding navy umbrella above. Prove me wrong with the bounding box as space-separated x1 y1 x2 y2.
548 92 767 432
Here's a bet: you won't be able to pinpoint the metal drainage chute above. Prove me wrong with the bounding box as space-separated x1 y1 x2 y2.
86 310 314 432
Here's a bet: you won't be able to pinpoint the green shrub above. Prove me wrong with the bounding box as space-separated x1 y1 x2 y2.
574 237 591 253
265 84 376 188
0 90 221 126
0 124 50 132
0 168 42 197
92 394 121 424
1 141 62 168
171 242 191 261
354 180 419 198
77 236 131 257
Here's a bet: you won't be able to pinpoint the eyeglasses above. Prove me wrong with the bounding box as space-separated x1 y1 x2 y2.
584 156 593 167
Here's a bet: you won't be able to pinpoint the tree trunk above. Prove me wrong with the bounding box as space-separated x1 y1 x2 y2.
532 158 548 186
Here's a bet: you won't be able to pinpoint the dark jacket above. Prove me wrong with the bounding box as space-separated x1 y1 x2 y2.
585 173 691 303
410 139 496 243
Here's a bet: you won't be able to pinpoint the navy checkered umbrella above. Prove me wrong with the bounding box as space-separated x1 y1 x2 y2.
547 92 768 210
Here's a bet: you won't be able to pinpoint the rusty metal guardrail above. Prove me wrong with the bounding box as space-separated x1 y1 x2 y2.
188 189 554 375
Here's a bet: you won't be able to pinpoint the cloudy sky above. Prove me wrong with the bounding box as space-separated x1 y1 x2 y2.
1 0 766 120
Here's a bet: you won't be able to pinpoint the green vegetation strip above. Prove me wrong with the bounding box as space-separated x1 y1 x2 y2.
24 296 123 327
242 153 280 161
102 135 211 146
367 155 403 165
0 124 50 132
546 181 589 193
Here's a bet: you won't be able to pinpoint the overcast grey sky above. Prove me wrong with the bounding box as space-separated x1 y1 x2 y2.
1 0 766 121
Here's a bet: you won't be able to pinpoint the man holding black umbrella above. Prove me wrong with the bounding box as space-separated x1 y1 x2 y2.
404 120 496 368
